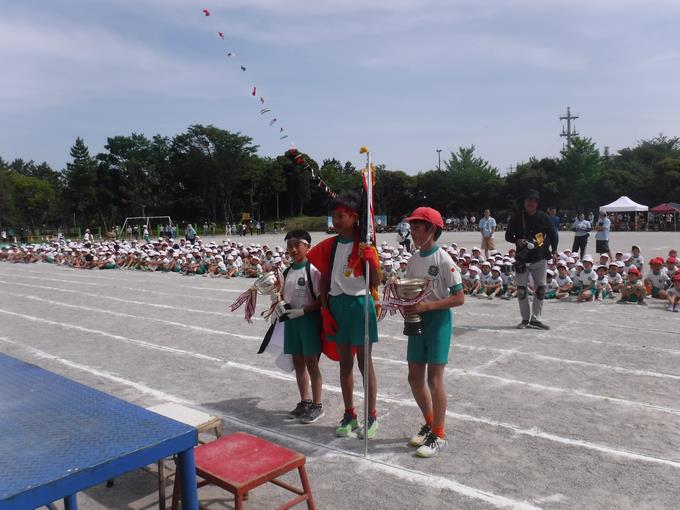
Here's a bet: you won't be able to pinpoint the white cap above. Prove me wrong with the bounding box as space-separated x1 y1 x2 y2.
491 265 501 272
546 269 555 277
582 254 594 263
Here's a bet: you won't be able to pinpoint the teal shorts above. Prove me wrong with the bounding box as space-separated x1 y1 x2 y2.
652 287 662 298
328 294 379 346
545 290 557 299
284 312 322 356
105 262 116 269
407 309 452 365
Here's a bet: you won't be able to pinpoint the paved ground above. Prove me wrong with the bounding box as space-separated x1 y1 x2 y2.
1 231 679 510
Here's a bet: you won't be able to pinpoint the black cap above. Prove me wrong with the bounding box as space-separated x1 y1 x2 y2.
525 189 540 200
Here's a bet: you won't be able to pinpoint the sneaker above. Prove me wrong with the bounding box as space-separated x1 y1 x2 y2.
528 320 550 330
335 412 359 437
357 416 379 439
300 404 324 424
668 304 675 312
638 300 648 306
408 424 432 447
673 305 679 313
286 400 311 421
415 431 448 458
516 320 529 329
616 299 626 304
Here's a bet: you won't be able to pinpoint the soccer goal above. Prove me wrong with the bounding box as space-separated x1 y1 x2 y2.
120 216 176 240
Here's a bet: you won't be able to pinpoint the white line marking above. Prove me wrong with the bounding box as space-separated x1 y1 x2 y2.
381 333 680 381
371 356 680 417
0 338 542 510
3 309 680 470
9 292 680 418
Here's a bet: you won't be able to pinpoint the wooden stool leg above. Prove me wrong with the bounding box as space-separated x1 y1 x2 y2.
158 460 166 510
298 466 316 510
235 493 244 510
171 465 181 510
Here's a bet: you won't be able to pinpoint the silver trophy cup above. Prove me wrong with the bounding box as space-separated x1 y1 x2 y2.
394 278 429 336
253 271 288 322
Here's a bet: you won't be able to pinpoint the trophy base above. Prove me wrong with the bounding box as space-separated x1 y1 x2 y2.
403 321 423 336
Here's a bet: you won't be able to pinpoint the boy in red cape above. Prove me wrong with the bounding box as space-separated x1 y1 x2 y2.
307 191 382 439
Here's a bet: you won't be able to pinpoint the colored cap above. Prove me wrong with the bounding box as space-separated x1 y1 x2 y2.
405 207 444 228
628 266 640 274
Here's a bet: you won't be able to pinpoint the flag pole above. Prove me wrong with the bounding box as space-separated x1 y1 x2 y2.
360 146 372 457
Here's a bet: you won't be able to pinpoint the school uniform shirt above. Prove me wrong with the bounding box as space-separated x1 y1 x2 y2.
570 268 580 281
282 262 321 309
607 272 623 285
554 274 571 287
501 273 515 287
546 279 559 291
578 269 598 288
397 267 408 279
406 245 463 301
329 239 368 296
217 261 227 272
480 271 493 285
596 275 609 287
485 275 503 288
630 255 644 270
646 271 670 289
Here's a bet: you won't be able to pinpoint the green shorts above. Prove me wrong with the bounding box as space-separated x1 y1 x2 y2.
407 309 452 365
328 294 378 346
652 287 662 298
105 262 116 269
545 290 557 299
284 312 322 356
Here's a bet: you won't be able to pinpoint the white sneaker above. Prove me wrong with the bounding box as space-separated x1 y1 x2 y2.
408 424 431 447
415 432 447 458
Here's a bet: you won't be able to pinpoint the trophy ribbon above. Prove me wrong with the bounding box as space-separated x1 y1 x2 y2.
378 279 433 321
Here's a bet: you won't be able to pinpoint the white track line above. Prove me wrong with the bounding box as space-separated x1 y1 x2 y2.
8 291 680 417
3 309 680 470
0 338 542 510
7 277 680 367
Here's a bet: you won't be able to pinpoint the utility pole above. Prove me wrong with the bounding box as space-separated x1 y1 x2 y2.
560 106 579 147
436 149 442 171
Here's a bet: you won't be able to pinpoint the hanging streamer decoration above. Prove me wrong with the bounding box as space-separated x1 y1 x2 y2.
200 6 336 199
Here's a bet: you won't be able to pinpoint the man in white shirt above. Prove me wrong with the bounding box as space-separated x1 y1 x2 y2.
479 209 497 260
571 213 591 258
594 211 612 259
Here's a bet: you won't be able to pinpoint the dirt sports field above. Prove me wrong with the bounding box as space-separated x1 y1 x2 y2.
1 231 679 510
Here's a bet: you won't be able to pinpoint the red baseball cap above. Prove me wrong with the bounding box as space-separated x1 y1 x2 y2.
673 273 680 282
667 257 677 264
628 266 640 274
650 257 665 265
405 207 444 228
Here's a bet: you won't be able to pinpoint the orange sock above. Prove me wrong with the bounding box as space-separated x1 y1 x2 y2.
424 414 434 426
432 425 446 439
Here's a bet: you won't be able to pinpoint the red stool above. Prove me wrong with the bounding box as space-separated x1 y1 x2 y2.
171 432 316 510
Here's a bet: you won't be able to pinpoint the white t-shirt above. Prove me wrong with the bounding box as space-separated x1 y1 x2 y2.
578 269 598 288
406 245 463 301
555 274 572 288
329 239 367 296
546 279 559 291
607 272 623 285
631 255 644 269
596 275 609 286
646 271 670 289
283 261 321 308
485 275 503 288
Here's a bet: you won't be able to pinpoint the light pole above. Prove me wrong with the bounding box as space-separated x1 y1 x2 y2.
436 149 442 171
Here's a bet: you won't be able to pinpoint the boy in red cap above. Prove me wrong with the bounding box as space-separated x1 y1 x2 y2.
402 207 464 458
644 257 670 300
618 266 647 305
307 191 381 439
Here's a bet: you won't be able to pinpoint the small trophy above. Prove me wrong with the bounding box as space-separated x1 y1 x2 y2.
380 277 431 336
230 270 287 323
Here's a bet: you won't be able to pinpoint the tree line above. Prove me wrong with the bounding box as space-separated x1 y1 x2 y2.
1 124 679 232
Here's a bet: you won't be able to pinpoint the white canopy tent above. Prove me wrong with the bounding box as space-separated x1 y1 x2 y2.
599 196 649 231
599 196 648 212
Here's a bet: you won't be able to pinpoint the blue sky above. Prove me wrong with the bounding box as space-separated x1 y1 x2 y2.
1 0 679 174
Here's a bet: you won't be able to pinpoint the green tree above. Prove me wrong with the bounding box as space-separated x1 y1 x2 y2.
445 145 502 213
8 173 56 227
557 136 602 211
62 137 98 228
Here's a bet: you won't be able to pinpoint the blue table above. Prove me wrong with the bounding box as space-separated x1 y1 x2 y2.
0 353 198 510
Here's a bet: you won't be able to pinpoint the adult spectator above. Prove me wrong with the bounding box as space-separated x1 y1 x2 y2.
185 223 197 244
595 211 612 258
396 216 412 252
479 209 497 260
548 207 561 231
571 212 591 258
505 189 559 330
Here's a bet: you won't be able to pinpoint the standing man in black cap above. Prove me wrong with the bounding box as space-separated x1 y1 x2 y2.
505 189 559 330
